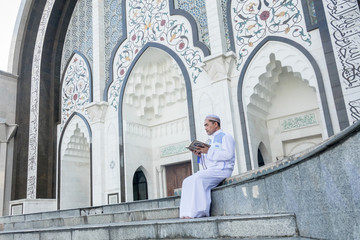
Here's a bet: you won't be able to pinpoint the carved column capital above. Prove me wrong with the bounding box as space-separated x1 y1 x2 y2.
203 53 236 83
85 101 109 124
0 122 18 143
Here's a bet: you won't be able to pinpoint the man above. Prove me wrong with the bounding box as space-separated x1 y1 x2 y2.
179 114 235 219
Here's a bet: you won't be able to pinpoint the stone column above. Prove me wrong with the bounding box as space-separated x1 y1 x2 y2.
204 0 248 174
92 0 106 101
156 166 163 198
85 102 108 206
203 54 241 175
0 122 17 216
89 0 108 206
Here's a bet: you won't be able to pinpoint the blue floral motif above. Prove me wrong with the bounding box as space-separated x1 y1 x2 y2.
233 0 311 68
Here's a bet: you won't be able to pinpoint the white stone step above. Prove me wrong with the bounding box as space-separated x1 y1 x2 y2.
1 207 179 232
0 213 298 239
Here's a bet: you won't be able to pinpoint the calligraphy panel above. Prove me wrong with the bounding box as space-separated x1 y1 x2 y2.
324 0 360 124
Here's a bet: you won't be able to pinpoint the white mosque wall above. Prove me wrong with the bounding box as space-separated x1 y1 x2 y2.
10 0 360 213
0 72 17 124
103 108 121 204
305 29 341 134
0 71 17 216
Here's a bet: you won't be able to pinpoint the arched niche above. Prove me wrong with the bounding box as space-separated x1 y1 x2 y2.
121 46 193 202
238 38 332 169
58 113 92 209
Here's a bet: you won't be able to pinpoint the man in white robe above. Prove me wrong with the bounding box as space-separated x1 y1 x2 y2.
179 114 235 218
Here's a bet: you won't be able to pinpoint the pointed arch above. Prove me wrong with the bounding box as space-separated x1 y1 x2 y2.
237 36 334 170
117 42 196 202
257 142 270 168
103 0 208 101
132 166 149 201
57 112 92 209
60 50 93 126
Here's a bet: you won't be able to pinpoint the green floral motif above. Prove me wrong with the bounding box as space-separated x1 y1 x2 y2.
160 141 189 157
281 113 317 131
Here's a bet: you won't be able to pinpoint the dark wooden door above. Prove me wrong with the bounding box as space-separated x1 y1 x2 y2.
165 161 192 196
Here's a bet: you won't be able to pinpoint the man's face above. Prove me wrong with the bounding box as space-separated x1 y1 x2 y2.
204 119 218 135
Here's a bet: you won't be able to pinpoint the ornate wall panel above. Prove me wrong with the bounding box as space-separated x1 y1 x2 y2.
27 0 55 199
231 0 311 69
61 52 92 127
160 141 189 157
323 0 360 124
108 0 204 109
104 0 124 83
221 0 232 52
61 0 93 77
305 0 317 25
175 0 210 49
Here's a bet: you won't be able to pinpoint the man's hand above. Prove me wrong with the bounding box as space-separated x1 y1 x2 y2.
196 145 209 154
191 149 201 156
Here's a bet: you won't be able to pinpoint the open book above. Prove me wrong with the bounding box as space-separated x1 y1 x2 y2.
186 140 211 151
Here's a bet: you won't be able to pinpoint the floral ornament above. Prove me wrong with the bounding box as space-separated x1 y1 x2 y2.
62 54 91 126
233 0 311 68
108 0 203 109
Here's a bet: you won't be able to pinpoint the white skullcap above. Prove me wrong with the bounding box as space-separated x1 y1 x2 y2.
205 114 220 124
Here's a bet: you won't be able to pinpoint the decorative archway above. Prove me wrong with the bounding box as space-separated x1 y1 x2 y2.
132 167 148 201
57 112 92 209
116 42 196 202
237 36 333 170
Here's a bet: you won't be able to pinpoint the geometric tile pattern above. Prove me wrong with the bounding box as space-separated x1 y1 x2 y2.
175 0 210 49
221 0 232 52
61 0 93 78
104 0 124 82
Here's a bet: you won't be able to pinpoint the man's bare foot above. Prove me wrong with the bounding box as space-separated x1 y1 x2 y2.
181 216 192 219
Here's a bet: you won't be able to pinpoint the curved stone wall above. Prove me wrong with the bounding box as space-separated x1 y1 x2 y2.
211 120 360 239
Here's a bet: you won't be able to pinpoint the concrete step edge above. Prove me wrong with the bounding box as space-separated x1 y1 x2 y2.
0 213 297 236
1 207 180 231
0 196 180 224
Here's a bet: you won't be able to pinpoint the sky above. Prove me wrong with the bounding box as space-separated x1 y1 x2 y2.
0 0 22 72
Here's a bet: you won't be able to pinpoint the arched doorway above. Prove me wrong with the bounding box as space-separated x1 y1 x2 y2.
257 142 268 167
121 47 193 201
240 39 330 168
133 169 148 201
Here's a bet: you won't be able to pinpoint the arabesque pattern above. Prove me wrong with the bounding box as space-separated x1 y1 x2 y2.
108 0 203 109
233 0 311 68
62 53 91 126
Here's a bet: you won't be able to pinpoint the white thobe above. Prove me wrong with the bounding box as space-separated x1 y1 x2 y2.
179 129 235 218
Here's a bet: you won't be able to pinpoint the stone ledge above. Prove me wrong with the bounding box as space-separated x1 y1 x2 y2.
218 120 360 188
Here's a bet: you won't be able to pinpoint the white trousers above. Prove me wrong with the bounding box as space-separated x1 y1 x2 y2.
179 168 232 218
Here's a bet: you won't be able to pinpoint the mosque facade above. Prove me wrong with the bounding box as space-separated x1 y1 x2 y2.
0 0 359 216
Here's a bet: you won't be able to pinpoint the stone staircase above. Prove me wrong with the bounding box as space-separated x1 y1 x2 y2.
0 196 308 239
1 122 359 239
